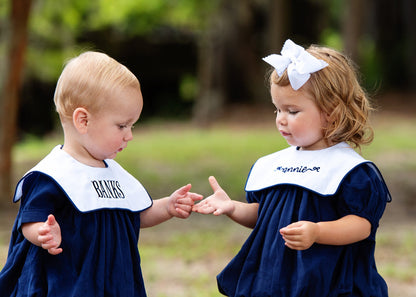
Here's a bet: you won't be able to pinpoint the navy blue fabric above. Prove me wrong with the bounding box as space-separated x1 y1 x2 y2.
0 173 147 297
217 163 390 297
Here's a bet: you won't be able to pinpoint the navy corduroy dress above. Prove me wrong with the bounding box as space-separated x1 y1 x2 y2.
217 143 391 297
0 146 152 297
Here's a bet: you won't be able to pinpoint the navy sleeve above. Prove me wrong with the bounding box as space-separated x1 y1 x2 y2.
336 163 391 239
246 188 267 204
17 172 63 230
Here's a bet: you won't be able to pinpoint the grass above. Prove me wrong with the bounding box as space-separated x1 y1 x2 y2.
3 115 416 296
121 126 287 200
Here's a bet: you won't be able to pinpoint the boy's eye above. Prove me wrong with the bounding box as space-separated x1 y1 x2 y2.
118 123 136 130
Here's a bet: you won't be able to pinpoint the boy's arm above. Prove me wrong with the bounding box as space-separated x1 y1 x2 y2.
22 214 63 255
140 184 202 228
279 215 371 250
192 176 259 229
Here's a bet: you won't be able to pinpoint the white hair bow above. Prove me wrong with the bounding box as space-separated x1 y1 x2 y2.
263 39 328 90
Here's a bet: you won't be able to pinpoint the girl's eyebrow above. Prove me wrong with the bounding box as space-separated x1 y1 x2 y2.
273 102 301 109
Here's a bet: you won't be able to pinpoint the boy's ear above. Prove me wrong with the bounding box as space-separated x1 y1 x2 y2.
73 107 89 134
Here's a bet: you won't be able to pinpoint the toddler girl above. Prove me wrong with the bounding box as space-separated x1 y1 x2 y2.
193 39 391 297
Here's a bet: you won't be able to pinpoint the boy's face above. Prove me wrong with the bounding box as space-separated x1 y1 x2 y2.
84 86 143 161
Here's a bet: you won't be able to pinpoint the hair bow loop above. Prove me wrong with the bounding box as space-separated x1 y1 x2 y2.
263 39 328 90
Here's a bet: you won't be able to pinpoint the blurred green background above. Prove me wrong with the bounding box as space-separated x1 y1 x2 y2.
1 0 416 296
1 0 415 136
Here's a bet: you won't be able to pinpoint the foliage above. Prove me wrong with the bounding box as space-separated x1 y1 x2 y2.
24 0 218 82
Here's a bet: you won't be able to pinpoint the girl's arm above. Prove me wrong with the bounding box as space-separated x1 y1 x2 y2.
22 214 63 255
279 215 371 250
192 176 259 228
140 184 203 228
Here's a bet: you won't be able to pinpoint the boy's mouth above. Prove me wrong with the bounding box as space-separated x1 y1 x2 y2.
280 130 291 137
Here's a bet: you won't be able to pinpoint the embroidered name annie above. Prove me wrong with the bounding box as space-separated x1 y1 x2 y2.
275 166 320 173
91 180 125 199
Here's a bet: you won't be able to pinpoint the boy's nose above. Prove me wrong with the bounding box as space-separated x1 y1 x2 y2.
125 129 133 141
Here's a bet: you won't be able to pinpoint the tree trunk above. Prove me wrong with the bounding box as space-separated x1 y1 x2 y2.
0 0 32 205
192 0 269 126
192 9 227 126
342 0 365 64
402 0 416 88
266 0 290 52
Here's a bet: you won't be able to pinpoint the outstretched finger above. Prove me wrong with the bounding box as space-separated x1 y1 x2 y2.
175 184 192 196
188 192 203 202
208 176 222 193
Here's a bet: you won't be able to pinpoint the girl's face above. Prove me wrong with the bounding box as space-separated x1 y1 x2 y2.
83 86 143 163
271 83 329 150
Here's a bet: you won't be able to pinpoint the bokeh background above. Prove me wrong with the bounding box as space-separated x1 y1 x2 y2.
1 0 415 296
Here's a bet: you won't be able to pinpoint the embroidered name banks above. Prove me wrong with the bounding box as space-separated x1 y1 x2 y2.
14 145 152 212
275 166 320 173
91 180 125 198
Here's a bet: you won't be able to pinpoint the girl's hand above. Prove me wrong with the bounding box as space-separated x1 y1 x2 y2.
280 221 320 250
280 215 371 249
168 184 203 219
37 215 63 255
192 176 235 216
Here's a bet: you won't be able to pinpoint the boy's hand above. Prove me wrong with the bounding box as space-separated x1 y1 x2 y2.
38 215 63 255
168 184 203 219
192 176 234 216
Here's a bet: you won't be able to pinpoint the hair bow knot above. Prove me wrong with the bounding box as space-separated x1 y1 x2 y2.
263 39 328 90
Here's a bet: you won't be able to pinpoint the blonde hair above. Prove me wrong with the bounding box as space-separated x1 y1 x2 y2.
270 45 374 150
54 51 141 121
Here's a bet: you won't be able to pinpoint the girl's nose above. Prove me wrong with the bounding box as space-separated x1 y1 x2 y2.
276 112 287 126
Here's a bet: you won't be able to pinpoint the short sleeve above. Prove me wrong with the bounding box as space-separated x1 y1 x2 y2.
336 163 391 239
246 190 262 203
16 172 64 230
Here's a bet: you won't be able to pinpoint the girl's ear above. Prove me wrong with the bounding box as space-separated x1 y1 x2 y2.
321 110 331 122
72 107 89 134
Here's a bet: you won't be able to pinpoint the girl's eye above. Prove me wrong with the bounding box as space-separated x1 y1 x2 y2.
118 124 128 129
288 110 299 115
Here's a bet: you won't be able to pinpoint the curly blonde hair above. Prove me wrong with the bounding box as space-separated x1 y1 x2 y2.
270 45 374 150
54 51 141 121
